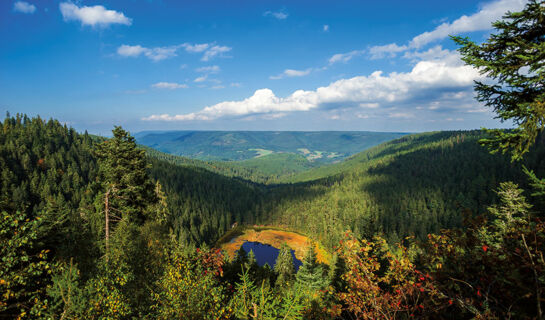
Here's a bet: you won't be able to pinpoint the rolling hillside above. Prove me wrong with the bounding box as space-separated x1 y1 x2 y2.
135 130 407 163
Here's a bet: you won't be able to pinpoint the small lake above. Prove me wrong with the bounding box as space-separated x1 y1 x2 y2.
241 241 303 271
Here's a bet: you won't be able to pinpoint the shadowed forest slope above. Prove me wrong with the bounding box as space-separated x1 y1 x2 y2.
260 131 545 247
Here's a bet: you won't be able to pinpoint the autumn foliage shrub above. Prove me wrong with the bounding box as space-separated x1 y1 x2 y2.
335 232 441 319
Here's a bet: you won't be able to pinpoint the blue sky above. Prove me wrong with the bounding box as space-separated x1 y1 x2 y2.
0 0 528 135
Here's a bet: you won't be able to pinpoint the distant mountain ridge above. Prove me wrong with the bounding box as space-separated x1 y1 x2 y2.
135 131 407 163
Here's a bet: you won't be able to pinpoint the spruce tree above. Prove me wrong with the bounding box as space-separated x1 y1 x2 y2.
94 126 157 258
95 126 156 224
274 243 295 288
328 253 345 291
296 244 327 291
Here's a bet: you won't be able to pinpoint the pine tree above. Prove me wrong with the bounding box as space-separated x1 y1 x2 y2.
453 0 545 161
274 243 295 288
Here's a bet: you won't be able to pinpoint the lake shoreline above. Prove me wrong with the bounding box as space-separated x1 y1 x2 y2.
218 225 330 264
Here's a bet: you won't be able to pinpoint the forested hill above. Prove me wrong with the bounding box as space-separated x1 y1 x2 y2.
144 146 314 184
135 130 407 163
261 130 545 247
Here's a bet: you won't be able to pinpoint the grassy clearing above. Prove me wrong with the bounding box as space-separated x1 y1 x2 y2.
219 226 330 264
249 148 274 157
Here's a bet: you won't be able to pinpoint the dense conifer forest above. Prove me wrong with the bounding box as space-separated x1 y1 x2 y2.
1 1 544 318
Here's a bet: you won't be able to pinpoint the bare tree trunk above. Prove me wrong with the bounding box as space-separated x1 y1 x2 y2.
105 189 110 263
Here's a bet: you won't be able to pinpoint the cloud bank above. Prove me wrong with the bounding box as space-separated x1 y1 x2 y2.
144 50 482 121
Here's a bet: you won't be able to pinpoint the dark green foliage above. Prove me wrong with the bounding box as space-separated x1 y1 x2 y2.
95 126 157 224
0 114 99 265
327 253 345 291
0 211 53 319
274 243 296 288
0 114 98 217
147 157 264 246
231 266 307 319
453 0 545 161
296 245 328 291
46 259 86 319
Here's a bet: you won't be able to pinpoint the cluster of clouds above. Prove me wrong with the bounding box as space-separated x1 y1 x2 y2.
13 1 133 26
150 65 233 90
117 43 231 62
144 0 528 123
143 50 482 121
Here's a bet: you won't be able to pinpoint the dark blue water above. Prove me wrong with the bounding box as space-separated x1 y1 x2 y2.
240 242 303 271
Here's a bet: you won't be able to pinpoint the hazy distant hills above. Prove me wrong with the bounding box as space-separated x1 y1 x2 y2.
134 131 407 163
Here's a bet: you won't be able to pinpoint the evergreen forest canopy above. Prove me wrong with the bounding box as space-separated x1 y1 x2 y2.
1 1 545 319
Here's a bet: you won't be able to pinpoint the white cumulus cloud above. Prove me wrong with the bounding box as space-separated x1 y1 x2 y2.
59 2 132 27
13 1 36 14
